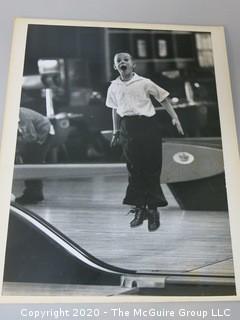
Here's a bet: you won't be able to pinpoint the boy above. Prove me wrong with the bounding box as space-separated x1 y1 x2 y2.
106 52 184 232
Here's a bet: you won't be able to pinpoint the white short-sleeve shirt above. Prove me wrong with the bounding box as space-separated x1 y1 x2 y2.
106 73 169 117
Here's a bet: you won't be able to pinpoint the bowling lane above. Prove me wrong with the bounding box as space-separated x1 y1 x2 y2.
2 282 125 296
12 175 234 274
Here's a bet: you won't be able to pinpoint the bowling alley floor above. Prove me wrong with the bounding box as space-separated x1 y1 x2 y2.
10 174 234 276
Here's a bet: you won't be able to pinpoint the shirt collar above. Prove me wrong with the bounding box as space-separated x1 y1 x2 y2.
112 73 143 85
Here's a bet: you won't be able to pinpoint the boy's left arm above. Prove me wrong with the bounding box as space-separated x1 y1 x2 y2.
148 80 184 135
161 98 184 135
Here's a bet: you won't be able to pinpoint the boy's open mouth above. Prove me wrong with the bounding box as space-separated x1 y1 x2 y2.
120 65 127 70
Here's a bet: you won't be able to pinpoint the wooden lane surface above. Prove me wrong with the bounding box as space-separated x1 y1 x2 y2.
2 282 124 296
11 175 234 275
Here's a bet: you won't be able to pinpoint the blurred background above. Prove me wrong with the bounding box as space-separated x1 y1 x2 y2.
20 25 220 163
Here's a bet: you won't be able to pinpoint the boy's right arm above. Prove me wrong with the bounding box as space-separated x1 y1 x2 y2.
106 84 121 147
111 108 120 147
112 108 120 134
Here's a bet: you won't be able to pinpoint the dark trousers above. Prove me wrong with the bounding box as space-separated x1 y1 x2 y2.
120 115 167 208
17 135 53 197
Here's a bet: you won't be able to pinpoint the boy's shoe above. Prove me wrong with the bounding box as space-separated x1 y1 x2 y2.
159 199 168 207
15 194 44 205
148 209 160 232
129 207 146 228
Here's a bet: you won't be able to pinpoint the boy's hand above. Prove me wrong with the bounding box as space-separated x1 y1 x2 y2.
172 118 184 135
111 131 120 148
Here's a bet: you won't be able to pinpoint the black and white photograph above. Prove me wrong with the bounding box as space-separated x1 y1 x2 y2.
0 19 237 297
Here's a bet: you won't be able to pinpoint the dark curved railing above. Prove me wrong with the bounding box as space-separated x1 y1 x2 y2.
3 203 236 296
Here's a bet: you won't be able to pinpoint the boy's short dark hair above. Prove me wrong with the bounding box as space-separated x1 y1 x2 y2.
113 52 133 60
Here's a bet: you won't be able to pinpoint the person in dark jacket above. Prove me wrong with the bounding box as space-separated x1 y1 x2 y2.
15 107 54 204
